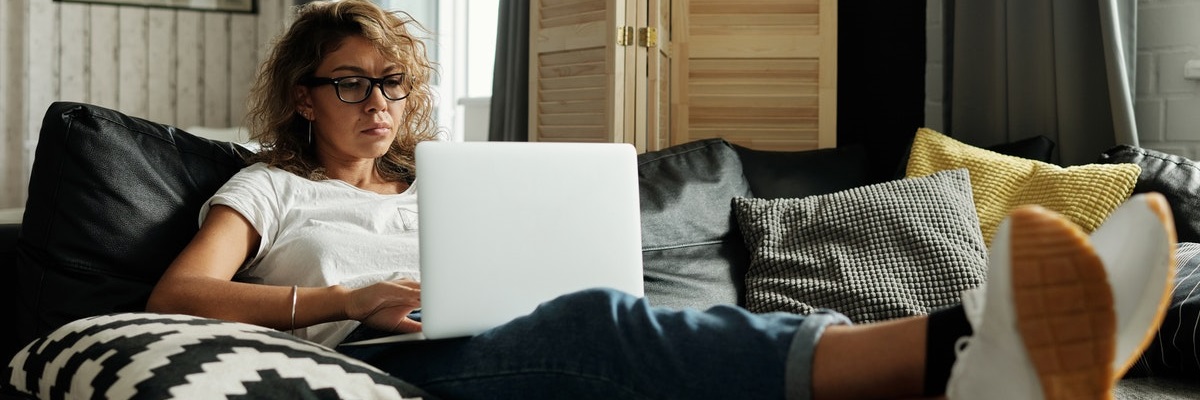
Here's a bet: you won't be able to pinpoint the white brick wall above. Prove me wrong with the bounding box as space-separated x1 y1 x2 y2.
1138 0 1200 158
924 0 1200 159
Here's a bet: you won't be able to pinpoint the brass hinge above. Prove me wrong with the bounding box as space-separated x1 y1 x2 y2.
617 26 635 46
639 27 658 48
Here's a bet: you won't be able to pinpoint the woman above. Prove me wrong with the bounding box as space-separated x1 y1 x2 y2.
145 1 1172 399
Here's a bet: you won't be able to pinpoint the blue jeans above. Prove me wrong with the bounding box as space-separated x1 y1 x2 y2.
337 288 849 400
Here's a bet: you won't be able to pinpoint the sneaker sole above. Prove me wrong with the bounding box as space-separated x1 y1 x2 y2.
1009 206 1115 400
1109 192 1177 376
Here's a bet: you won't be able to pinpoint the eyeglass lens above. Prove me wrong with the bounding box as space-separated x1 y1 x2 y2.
335 75 408 103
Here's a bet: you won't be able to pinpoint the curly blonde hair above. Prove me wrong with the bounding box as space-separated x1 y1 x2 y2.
245 0 439 182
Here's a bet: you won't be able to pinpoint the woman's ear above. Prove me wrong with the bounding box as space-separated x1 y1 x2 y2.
295 86 314 119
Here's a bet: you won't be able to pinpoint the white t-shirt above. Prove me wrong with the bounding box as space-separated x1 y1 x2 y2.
201 162 420 347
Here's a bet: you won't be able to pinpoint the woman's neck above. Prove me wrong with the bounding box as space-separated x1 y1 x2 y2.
322 159 405 194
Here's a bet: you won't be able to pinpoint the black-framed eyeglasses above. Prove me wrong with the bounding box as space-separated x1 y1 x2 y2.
298 73 410 103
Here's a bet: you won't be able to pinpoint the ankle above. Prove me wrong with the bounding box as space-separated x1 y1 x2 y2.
924 304 972 396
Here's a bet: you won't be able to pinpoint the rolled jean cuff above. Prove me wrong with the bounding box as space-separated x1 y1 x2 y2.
784 309 853 400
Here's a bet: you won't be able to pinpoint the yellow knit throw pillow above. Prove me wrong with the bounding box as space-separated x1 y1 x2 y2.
906 128 1140 245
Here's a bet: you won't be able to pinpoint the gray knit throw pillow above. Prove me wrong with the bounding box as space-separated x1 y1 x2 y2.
734 168 987 323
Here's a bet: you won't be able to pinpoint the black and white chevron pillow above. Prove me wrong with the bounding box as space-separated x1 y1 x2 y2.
4 313 429 399
1126 242 1200 379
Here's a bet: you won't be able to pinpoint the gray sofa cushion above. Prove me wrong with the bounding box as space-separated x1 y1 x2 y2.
638 139 753 309
733 169 988 322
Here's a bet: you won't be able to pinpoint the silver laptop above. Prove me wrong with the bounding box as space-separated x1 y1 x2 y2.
343 141 644 344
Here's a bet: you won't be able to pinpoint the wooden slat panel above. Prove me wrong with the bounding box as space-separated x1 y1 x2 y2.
689 0 819 14
690 24 818 37
676 0 835 151
258 0 286 62
540 0 605 28
89 5 119 110
688 95 817 109
690 115 818 131
695 110 818 124
689 34 820 59
59 4 88 104
530 0 619 145
539 75 607 90
691 120 820 132
176 11 203 129
541 9 607 28
148 8 176 124
540 112 606 126
0 0 12 206
689 82 817 96
671 0 690 146
203 13 230 126
539 62 607 79
686 53 820 149
2 0 290 208
538 49 606 79
229 14 256 127
26 0 56 188
817 0 837 148
539 0 593 7
536 41 610 142
540 0 604 19
689 58 817 74
539 47 605 67
649 0 672 152
656 52 670 151
691 126 821 139
540 87 606 102
535 23 607 53
540 99 606 114
539 1 605 29
536 126 607 140
690 14 818 27
118 7 149 118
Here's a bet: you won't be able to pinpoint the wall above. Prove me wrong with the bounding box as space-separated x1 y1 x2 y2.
0 0 294 209
1135 0 1200 157
836 0 926 179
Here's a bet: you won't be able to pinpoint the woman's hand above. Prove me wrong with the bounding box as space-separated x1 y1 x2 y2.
346 278 423 333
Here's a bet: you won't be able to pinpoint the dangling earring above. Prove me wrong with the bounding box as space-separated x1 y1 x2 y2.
307 119 313 146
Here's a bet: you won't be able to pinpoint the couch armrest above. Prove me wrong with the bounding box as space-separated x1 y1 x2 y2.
0 223 18 258
16 102 248 359
1 223 22 362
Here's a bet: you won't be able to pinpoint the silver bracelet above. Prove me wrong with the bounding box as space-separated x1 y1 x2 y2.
289 285 298 335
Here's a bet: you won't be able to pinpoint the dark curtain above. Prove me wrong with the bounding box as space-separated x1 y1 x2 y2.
488 0 529 142
938 0 1138 166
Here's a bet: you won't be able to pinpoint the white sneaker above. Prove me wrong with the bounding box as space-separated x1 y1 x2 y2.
947 205 1117 400
1088 192 1177 376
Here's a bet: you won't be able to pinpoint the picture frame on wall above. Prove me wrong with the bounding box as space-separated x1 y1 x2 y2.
52 0 256 13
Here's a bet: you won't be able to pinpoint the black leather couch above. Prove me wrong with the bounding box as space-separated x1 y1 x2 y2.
3 102 939 365
5 103 249 365
6 102 1198 398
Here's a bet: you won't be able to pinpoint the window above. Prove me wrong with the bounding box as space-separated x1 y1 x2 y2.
377 0 499 141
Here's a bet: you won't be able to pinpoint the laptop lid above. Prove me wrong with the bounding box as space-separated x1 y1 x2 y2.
414 141 645 339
